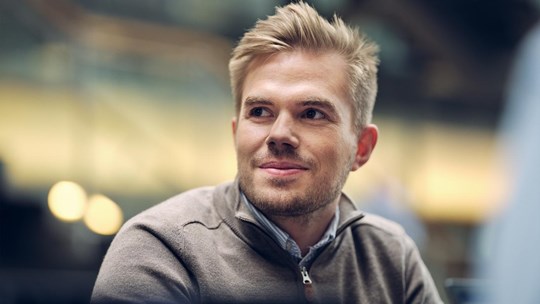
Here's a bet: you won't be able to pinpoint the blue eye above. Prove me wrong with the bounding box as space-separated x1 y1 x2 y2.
303 109 325 119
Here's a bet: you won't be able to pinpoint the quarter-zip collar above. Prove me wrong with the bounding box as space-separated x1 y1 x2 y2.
214 178 365 256
214 179 365 303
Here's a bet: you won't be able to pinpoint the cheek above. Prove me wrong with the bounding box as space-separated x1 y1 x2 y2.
235 124 268 154
313 132 354 153
330 138 358 167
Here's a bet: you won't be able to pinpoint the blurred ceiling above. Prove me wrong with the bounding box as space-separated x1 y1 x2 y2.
1 0 537 127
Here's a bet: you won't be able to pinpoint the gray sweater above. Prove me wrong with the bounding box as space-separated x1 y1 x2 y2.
91 180 442 303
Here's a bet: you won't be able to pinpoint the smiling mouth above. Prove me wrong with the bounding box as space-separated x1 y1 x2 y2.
259 161 308 177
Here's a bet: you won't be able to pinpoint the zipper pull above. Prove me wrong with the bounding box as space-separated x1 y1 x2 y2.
301 266 312 284
300 266 315 302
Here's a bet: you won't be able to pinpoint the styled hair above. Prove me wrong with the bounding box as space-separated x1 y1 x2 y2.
229 1 379 129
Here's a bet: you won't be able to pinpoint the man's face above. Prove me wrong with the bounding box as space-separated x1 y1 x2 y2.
233 50 377 217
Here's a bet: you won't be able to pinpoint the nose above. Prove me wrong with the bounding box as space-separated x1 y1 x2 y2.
265 113 300 149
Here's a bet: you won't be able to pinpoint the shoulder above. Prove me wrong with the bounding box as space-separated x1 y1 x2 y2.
357 211 407 237
351 211 418 252
121 181 233 234
339 193 408 239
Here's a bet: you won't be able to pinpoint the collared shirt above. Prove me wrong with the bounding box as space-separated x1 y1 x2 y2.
242 193 339 268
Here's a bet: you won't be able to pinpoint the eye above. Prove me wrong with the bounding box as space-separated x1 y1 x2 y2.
249 107 271 117
303 108 326 120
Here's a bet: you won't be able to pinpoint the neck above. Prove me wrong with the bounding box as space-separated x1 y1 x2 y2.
269 200 339 256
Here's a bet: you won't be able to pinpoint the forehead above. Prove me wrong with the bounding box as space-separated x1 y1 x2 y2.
242 50 351 105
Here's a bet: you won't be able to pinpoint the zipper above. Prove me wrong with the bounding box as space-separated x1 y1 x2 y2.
296 210 363 304
300 266 315 302
233 199 367 303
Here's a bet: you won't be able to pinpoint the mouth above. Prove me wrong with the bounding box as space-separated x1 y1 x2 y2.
258 161 308 177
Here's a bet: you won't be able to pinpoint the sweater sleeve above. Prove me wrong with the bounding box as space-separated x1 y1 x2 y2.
403 235 443 304
91 214 197 304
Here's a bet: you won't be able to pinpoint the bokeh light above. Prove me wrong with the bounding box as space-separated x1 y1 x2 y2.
48 181 88 222
84 194 124 235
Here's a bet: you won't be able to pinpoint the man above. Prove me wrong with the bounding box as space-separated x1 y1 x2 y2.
92 2 442 303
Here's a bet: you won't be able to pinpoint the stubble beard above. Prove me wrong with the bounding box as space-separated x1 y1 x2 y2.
238 148 353 219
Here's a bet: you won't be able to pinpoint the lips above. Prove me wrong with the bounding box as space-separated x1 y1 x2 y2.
260 161 307 170
259 161 308 177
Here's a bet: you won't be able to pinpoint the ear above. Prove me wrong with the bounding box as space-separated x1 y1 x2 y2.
351 124 378 171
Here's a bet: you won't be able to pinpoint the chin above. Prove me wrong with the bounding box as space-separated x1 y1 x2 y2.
247 188 323 217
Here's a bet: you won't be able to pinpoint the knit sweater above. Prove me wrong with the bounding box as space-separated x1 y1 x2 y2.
91 180 442 304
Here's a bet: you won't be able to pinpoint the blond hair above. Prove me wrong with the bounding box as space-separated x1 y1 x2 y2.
229 1 379 129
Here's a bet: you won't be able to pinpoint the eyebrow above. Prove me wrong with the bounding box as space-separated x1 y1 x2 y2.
301 98 338 115
302 97 340 119
243 96 273 108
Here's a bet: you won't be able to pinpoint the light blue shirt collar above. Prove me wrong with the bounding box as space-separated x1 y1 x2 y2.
241 193 339 267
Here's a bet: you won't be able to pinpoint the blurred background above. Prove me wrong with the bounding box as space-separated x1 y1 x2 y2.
0 0 538 303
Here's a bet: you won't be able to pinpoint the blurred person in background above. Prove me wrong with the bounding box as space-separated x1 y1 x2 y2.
91 2 441 303
476 5 540 304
